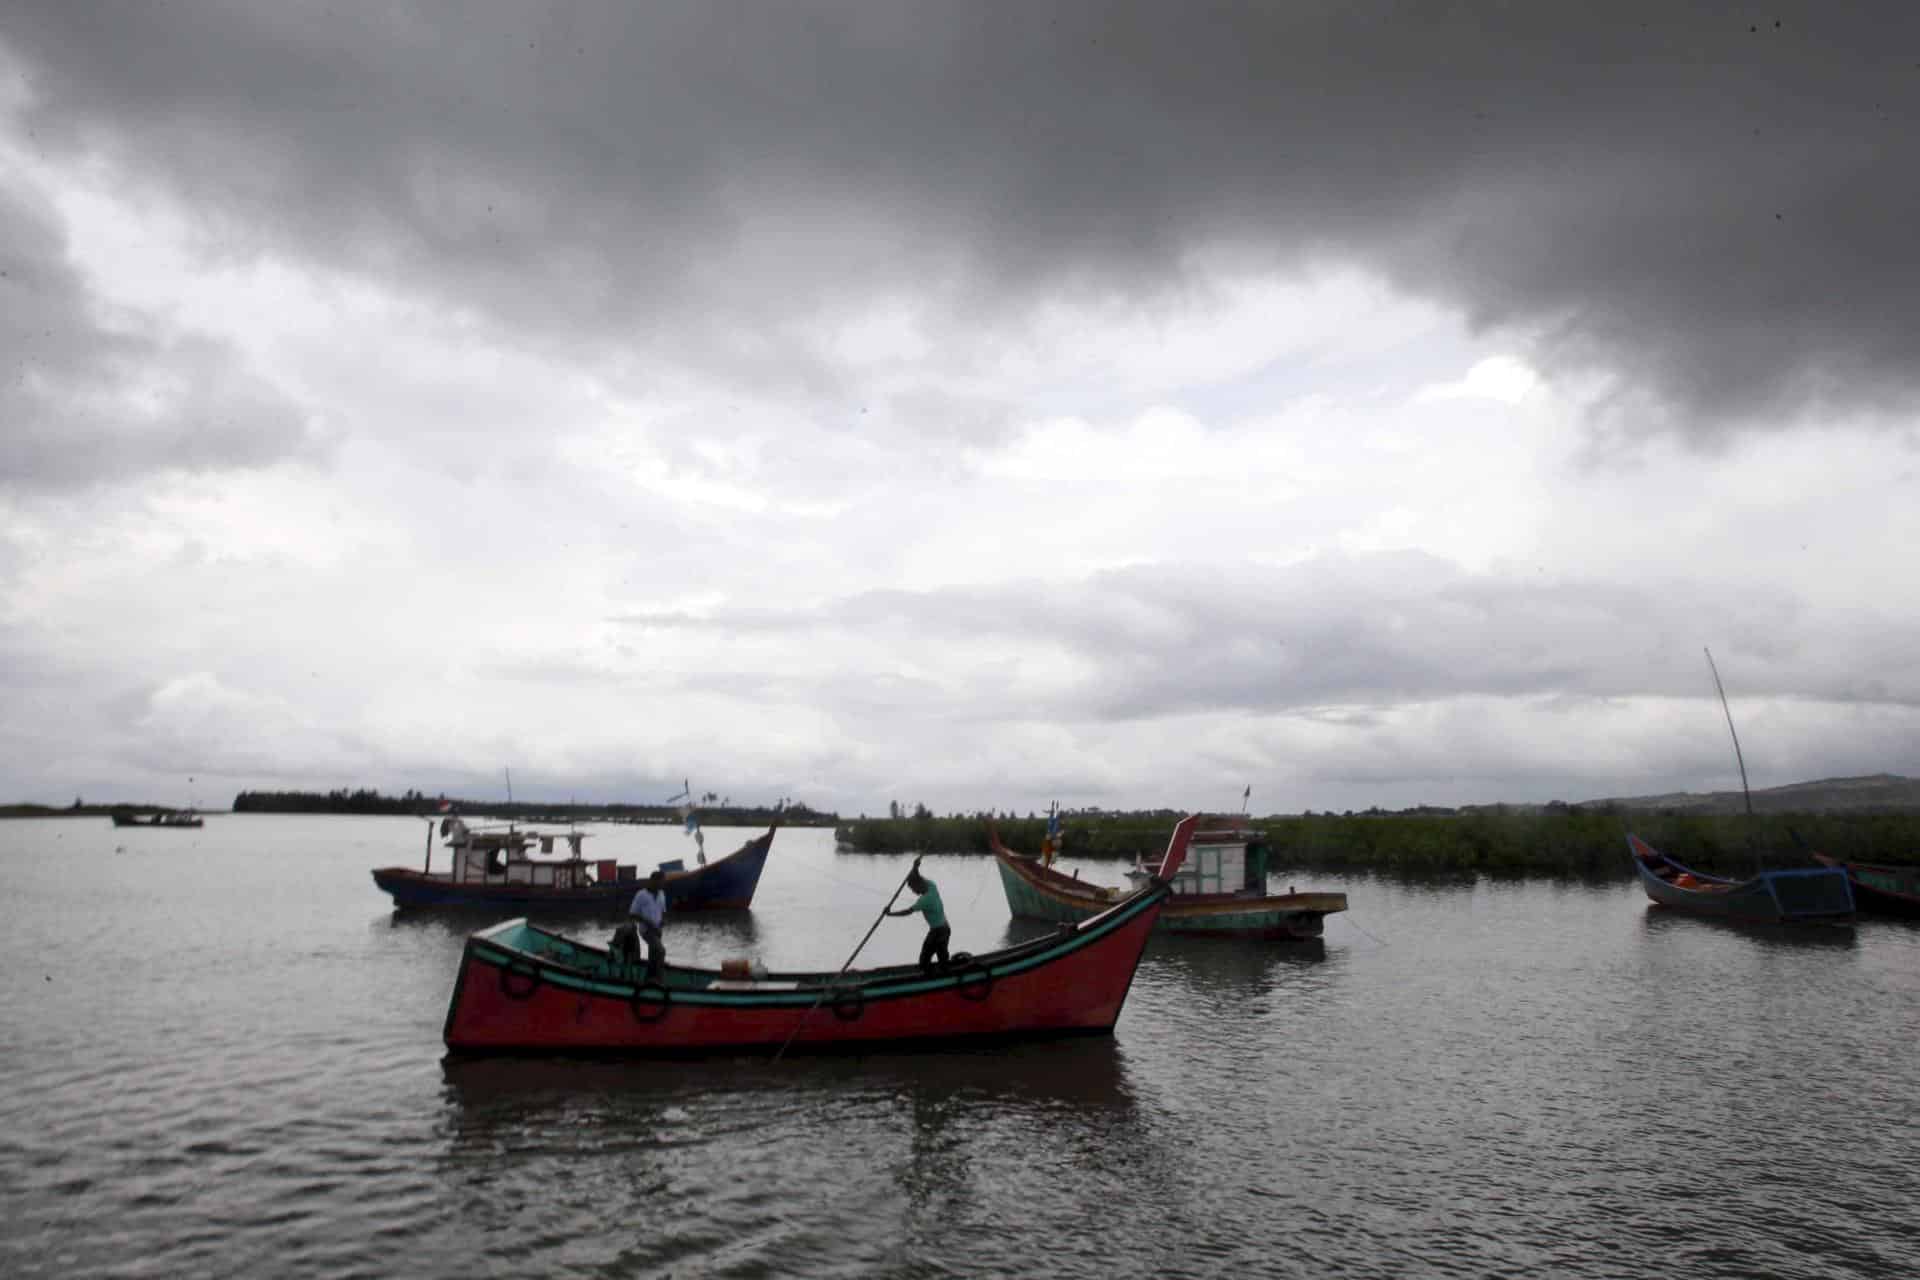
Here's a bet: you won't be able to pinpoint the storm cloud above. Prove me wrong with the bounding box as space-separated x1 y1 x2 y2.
6 2 1918 440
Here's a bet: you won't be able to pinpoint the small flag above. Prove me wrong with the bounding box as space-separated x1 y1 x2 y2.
1243 785 1251 800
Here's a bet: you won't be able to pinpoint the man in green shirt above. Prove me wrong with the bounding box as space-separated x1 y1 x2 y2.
886 861 951 975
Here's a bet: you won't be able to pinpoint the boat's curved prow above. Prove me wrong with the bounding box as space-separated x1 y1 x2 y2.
1154 814 1201 882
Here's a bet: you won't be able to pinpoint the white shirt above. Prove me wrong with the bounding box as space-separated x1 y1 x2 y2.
629 886 665 929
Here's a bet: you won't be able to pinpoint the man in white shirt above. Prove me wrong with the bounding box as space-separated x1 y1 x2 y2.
629 868 668 983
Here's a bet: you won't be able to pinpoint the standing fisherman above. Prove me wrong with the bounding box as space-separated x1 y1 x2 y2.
629 868 668 983
885 858 951 975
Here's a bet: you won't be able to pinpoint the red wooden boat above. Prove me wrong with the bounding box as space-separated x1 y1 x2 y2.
442 815 1199 1057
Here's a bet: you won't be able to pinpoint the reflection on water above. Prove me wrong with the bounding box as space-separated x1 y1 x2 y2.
440 1036 1138 1119
433 1039 1149 1278
1637 905 1860 950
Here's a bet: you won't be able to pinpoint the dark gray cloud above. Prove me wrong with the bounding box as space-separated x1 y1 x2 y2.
0 184 320 491
7 3 1918 438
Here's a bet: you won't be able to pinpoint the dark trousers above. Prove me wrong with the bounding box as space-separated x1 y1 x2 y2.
919 924 951 974
640 923 664 982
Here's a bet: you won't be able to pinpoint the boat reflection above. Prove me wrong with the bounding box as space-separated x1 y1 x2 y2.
1638 904 1858 950
1139 931 1332 998
1110 931 1342 1039
436 1038 1151 1256
439 1034 1139 1119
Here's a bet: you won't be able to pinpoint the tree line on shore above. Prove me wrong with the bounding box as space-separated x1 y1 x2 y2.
836 808 1920 878
229 788 836 825
10 789 1916 876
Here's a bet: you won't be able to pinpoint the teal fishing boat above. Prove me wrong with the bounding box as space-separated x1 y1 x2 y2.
991 816 1345 940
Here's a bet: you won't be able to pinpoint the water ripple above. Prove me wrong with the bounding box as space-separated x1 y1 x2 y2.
2 822 1918 1278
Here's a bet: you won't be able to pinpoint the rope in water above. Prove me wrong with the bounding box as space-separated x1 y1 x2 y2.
1338 913 1389 946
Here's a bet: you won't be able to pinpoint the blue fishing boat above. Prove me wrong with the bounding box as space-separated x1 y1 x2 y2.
373 818 776 912
1627 834 1853 926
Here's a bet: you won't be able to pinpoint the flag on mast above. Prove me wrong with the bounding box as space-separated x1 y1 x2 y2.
671 777 706 863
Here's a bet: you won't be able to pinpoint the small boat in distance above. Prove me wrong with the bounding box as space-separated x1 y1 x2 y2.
1810 853 1920 919
372 816 777 912
991 814 1346 940
1627 834 1853 925
441 815 1198 1057
110 811 204 829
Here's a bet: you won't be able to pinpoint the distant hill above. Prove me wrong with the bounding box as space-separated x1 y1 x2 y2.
1582 773 1920 815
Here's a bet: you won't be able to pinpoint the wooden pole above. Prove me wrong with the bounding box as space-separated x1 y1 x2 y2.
1704 647 1759 869
772 861 917 1063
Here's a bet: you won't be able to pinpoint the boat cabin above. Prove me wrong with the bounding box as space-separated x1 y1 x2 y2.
439 817 630 889
1128 820 1272 897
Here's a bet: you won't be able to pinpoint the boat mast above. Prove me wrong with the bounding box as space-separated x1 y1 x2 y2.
1703 647 1759 869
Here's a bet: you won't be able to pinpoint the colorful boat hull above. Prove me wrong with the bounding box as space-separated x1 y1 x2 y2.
991 824 1345 940
1812 853 1920 918
374 825 775 912
994 850 1343 938
443 815 1198 1056
1627 834 1854 925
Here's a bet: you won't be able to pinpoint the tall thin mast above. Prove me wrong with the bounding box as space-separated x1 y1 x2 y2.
1703 647 1758 868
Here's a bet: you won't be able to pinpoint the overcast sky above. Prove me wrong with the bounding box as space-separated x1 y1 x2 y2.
3 2 1917 816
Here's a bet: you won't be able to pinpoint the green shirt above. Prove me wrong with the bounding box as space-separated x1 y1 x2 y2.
906 883 947 929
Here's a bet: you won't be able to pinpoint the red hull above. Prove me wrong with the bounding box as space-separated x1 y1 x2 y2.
444 896 1163 1055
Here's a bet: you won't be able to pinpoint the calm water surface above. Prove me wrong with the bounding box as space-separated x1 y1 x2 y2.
2 815 1916 1278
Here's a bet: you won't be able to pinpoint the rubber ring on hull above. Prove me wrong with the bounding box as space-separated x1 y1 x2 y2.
499 961 542 1001
954 961 994 1002
829 985 865 1022
629 980 671 1023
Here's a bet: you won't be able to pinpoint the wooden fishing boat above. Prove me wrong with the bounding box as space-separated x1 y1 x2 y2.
1627 834 1854 925
1811 853 1920 919
373 818 776 912
990 816 1346 940
110 811 203 829
441 816 1199 1056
